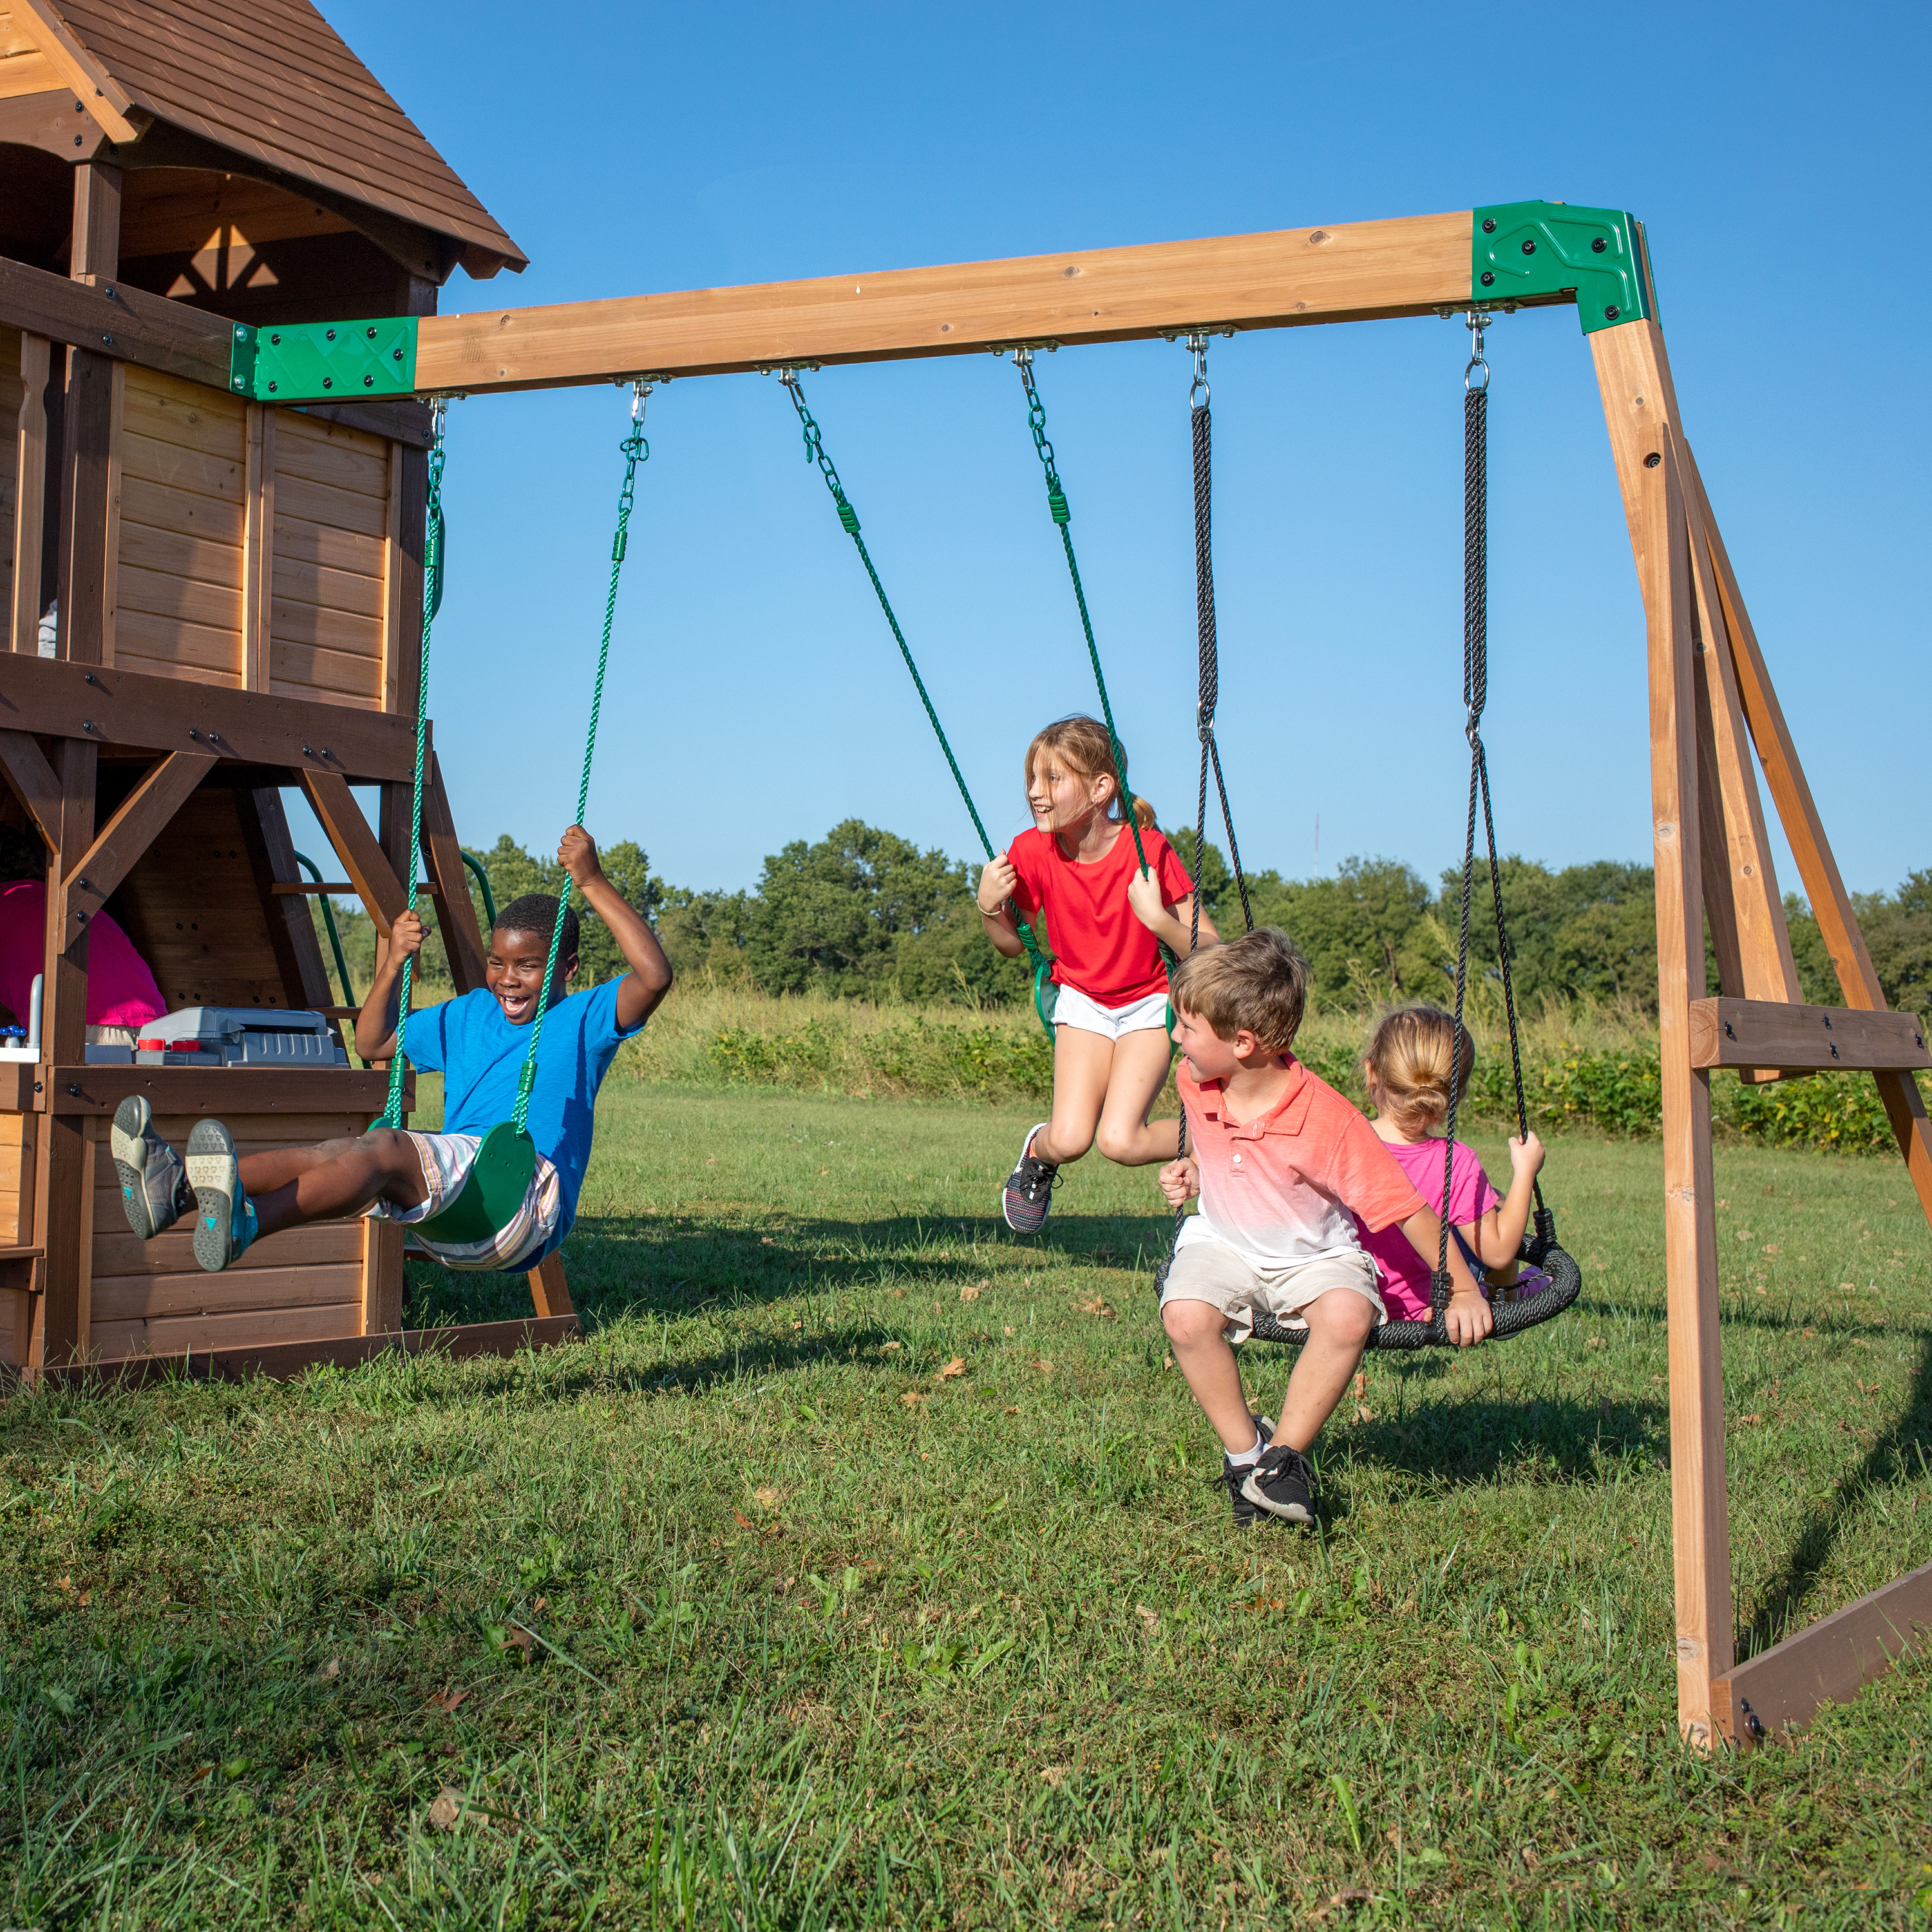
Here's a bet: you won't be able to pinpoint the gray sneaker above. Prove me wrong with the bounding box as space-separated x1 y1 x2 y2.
187 1120 257 1272
1001 1122 1059 1235
110 1096 191 1240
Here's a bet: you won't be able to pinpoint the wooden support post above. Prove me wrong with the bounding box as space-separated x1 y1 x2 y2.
243 784 339 1016
527 1252 574 1321
10 332 50 654
0 727 63 852
363 1217 404 1338
242 403 274 692
298 771 408 933
1593 320 1732 1746
54 162 118 673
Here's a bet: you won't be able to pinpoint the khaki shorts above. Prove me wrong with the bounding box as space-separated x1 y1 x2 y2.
1159 1235 1385 1345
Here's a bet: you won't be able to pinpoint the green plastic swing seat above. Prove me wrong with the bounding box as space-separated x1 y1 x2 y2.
411 1119 537 1247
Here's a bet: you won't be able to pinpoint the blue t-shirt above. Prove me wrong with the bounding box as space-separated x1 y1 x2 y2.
401 978 641 1251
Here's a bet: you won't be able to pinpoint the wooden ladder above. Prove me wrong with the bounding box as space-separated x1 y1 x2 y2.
1595 320 1932 1748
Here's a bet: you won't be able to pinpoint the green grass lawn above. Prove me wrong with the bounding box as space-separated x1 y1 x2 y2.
4 1085 1931 1929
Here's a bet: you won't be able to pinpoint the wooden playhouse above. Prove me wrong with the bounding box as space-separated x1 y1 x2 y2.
0 0 574 1376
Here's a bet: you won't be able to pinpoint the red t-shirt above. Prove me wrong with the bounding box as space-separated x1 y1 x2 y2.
1006 823 1195 1006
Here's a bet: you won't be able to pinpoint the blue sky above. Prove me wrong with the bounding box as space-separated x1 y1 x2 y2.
294 0 1929 903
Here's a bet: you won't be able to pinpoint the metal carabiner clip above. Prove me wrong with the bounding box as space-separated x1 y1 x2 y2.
1464 312 1490 393
1186 331 1210 409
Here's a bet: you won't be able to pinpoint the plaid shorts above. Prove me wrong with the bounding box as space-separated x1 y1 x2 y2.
365 1130 562 1271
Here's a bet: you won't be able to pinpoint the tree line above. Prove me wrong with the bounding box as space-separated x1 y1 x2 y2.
313 820 1932 1021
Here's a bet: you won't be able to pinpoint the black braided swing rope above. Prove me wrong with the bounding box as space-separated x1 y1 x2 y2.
1242 320 1578 1352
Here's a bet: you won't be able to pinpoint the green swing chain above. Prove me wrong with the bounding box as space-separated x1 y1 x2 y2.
1013 350 1178 976
381 401 448 1128
779 370 1056 1039
509 384 652 1133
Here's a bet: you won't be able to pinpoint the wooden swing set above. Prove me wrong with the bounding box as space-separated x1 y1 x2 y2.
1 0 1927 1757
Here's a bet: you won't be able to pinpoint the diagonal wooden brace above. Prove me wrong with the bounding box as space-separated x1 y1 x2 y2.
299 771 410 936
59 750 216 949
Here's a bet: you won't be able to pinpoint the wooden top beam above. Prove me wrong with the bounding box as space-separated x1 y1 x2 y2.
417 210 1479 396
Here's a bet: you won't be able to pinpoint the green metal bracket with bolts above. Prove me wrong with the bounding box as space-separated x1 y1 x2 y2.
1471 200 1652 334
229 315 419 402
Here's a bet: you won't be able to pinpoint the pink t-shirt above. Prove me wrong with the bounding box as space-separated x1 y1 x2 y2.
0 880 166 1032
1354 1136 1503 1320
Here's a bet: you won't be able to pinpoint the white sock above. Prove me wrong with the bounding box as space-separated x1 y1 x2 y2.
1224 1426 1265 1468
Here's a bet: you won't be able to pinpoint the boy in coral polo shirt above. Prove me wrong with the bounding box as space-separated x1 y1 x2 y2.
1157 930 1492 1527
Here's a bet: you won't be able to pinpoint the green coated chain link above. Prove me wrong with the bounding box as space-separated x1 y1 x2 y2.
382 404 446 1128
1014 353 1175 976
782 371 1056 1039
510 388 652 1133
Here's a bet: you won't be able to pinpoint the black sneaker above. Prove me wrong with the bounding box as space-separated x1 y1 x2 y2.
1240 1443 1318 1524
1224 1415 1275 1526
1001 1122 1059 1235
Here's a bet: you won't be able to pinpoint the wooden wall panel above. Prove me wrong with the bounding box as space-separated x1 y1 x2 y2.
88 1109 367 1363
115 368 247 687
110 785 294 1012
270 413 390 710
0 1111 32 1245
0 325 19 636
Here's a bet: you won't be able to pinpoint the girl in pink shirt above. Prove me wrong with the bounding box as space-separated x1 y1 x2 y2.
1352 1005 1546 1320
976 715 1213 1234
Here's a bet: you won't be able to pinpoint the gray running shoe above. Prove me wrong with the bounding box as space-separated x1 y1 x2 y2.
187 1120 256 1272
1001 1122 1059 1235
1225 1415 1276 1528
110 1095 191 1240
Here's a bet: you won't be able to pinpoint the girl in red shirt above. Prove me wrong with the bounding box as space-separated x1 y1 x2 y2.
976 715 1215 1233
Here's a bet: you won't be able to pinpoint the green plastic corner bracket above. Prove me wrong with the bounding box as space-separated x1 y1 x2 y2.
1472 201 1651 334
228 315 419 403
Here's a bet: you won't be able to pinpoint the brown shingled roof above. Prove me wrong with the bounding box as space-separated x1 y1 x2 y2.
28 0 526 277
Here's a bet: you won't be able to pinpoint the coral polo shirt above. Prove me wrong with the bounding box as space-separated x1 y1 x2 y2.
1176 1057 1426 1269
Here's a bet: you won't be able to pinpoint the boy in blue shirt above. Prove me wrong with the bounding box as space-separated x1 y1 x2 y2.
111 826 672 1273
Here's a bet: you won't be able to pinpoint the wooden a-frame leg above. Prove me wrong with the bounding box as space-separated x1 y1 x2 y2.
1593 323 1733 1746
1685 449 1932 1226
527 1253 574 1321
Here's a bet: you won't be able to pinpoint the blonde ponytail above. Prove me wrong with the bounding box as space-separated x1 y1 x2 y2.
1132 795 1156 831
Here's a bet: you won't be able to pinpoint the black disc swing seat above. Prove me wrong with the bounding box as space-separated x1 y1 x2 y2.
1159 317 1582 1351
377 388 652 1262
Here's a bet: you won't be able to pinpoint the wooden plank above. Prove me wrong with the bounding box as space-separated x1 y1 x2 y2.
0 724 62 849
269 551 384 621
113 608 243 683
119 473 245 545
41 1065 407 1115
289 398 433 450
271 468 388 540
47 1313 581 1388
100 359 123 665
299 769 407 931
91 1262 365 1325
11 330 48 654
119 424 245 504
1683 447 1932 1229
274 413 389 497
113 563 243 639
1595 320 1730 1748
4 0 140 140
414 210 1479 397
1689 999 1930 1073
421 747 486 992
119 516 243 585
60 749 218 947
269 880 354 894
272 513 382 579
1712 1558 1932 1748
527 1251 573 1320
0 256 233 393
241 401 271 690
0 648 421 779
92 1220 363 1278
363 1213 403 1335
91 1298 363 1363
120 366 251 459
380 439 402 712
270 598 383 658
57 352 115 668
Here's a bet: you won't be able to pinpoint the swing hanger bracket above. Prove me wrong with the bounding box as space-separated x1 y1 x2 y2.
760 361 822 379
1470 199 1653 335
989 341 1062 359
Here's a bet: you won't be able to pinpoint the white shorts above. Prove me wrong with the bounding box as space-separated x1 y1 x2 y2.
1052 983 1171 1041
366 1130 562 1273
1159 1233 1385 1345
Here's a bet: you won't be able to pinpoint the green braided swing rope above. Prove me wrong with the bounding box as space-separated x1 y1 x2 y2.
780 370 1056 1041
1013 351 1179 977
381 391 650 1139
381 403 448 1128
510 389 652 1132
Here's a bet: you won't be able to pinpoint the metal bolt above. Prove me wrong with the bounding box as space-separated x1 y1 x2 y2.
392 348 403 361
1591 236 1607 254
1480 271 1495 287
268 381 278 393
235 325 247 339
319 748 331 760
323 377 334 390
101 334 111 346
1643 452 1662 469
366 327 377 339
78 876 90 890
73 134 82 146
68 1084 80 1095
188 728 199 739
364 375 375 388
272 332 282 345
1604 304 1620 321
1725 1021 1736 1039
326 328 337 341
84 672 97 684
1520 239 1537 256
301 744 314 757
81 719 93 732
